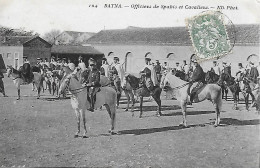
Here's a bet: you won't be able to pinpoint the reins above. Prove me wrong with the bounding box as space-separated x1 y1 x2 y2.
171 82 191 90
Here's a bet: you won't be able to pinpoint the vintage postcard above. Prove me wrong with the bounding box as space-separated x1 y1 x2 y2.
0 0 259 167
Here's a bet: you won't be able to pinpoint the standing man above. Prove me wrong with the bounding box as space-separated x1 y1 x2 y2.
0 70 7 97
211 61 221 75
182 60 189 75
100 58 110 77
188 60 205 104
140 56 158 95
111 57 125 87
83 58 101 112
23 56 30 64
248 61 259 83
61 58 68 67
50 56 57 66
44 58 50 68
162 62 169 72
67 59 75 71
78 56 86 71
154 60 162 83
175 62 182 71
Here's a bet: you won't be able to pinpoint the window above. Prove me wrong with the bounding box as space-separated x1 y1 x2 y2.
7 53 11 59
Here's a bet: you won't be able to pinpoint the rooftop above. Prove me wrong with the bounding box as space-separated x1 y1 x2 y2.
51 45 104 55
87 24 259 46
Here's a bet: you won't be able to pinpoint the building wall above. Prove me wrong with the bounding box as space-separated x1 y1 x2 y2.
92 44 259 75
0 46 23 69
23 38 51 65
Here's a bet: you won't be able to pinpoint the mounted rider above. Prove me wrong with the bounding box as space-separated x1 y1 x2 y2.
211 61 221 76
83 58 101 112
20 56 33 83
235 63 246 81
110 56 125 88
154 60 162 83
248 61 259 83
222 61 231 77
140 56 159 95
188 59 205 104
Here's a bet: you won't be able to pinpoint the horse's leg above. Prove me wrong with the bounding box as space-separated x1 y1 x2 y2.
16 80 21 100
80 109 87 138
17 89 20 100
74 109 80 138
124 90 130 112
117 93 121 108
180 100 187 127
152 93 162 116
129 91 135 113
225 88 228 101
249 92 255 108
139 96 143 118
32 82 35 91
36 82 41 99
245 93 249 111
104 104 116 134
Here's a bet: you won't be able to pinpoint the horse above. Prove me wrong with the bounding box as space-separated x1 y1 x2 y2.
124 73 162 118
239 77 257 110
219 73 242 110
6 66 43 100
161 72 222 127
205 71 229 100
58 70 117 138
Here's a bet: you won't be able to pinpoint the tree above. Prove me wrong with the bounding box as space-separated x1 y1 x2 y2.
0 26 39 36
42 29 61 45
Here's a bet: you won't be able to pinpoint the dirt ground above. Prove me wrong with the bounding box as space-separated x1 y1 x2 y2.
0 76 259 168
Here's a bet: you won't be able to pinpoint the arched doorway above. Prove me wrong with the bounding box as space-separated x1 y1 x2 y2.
107 52 114 65
145 52 153 59
166 53 175 68
125 52 133 72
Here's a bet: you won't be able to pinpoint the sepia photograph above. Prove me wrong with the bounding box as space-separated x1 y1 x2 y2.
0 0 259 167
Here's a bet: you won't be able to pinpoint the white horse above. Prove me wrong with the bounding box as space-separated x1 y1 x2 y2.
58 71 117 138
6 66 43 100
161 73 222 127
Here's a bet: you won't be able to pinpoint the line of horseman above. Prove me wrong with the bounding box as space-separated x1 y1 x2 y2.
1 54 259 111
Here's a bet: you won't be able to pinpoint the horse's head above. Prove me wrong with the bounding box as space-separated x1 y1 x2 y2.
124 73 139 89
6 66 13 77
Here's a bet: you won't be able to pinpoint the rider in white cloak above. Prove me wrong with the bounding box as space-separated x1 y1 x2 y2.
140 57 159 94
100 58 110 77
111 57 126 88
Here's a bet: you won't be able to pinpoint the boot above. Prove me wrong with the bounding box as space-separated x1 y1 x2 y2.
87 94 94 112
190 92 196 105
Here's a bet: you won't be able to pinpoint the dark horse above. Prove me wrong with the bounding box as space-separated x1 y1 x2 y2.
205 70 229 100
173 69 191 82
219 73 241 109
124 73 162 118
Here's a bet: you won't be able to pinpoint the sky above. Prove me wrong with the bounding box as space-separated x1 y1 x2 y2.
0 0 259 36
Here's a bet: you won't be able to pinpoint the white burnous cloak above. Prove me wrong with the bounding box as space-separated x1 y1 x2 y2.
114 63 126 87
140 64 159 86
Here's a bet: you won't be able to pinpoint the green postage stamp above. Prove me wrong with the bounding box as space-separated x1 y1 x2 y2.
186 11 232 61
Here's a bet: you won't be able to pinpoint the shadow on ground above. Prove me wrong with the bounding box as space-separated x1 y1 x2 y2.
117 118 260 136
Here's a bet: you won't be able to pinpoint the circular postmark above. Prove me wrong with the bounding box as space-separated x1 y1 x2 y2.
186 10 236 62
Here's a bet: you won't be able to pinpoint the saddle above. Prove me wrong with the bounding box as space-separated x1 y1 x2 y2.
188 82 206 103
